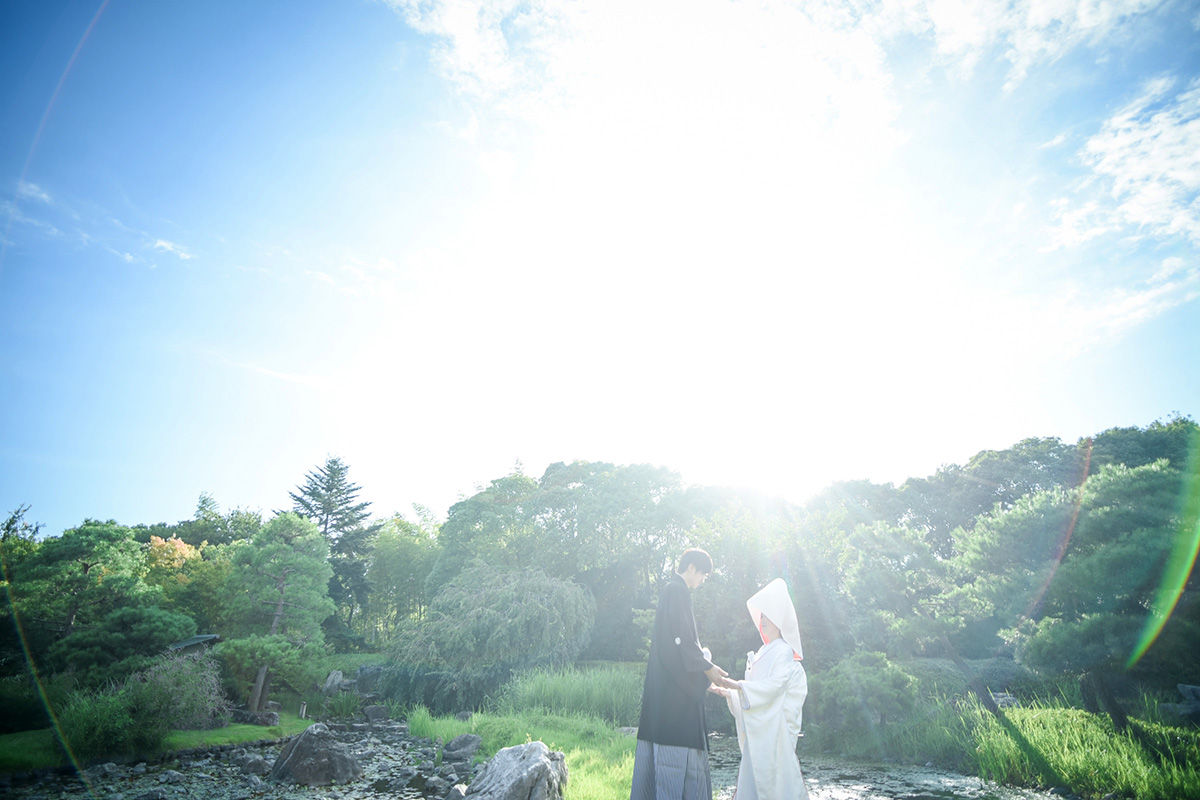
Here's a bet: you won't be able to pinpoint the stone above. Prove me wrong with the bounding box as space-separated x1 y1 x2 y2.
264 701 282 712
364 704 389 724
240 756 270 775
232 709 280 726
456 711 473 722
268 722 363 787
444 733 482 763
1179 684 1200 702
157 770 184 784
323 670 345 695
465 741 568 800
355 665 386 694
445 784 469 800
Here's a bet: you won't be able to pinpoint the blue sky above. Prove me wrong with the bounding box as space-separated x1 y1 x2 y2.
2 0 1198 537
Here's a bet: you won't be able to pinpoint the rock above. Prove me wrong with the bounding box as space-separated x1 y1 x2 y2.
444 733 483 763
231 709 280 726
355 665 386 694
426 775 451 796
240 756 270 775
133 791 168 800
268 722 363 787
157 770 184 784
1179 684 1200 702
465 741 568 800
323 670 344 695
456 711 473 722
264 701 282 712
364 704 389 724
445 784 469 800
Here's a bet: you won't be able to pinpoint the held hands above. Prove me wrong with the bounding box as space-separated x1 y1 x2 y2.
704 664 740 691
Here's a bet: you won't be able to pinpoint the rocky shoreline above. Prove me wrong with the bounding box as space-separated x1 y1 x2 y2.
1 723 1078 800
0 719 477 800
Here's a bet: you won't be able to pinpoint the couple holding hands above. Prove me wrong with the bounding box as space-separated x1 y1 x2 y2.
631 548 809 800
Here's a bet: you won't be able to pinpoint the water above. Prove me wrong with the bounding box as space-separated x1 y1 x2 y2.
707 734 1064 800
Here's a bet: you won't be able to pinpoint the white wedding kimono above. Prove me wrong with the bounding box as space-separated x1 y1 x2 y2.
725 580 810 800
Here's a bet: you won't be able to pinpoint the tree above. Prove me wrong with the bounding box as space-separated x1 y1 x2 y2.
364 512 440 642
290 457 372 540
227 513 334 709
394 561 595 708
47 605 196 685
957 460 1197 729
1 506 43 675
11 520 151 642
290 457 376 640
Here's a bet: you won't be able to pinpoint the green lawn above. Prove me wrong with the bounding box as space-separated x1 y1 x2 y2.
0 714 313 773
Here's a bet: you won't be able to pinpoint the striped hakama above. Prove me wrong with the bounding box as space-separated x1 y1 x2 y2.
630 739 712 800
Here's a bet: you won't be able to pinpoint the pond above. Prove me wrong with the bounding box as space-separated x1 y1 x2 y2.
706 734 1065 800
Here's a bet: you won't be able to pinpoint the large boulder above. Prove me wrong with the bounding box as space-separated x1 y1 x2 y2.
268 723 362 786
465 741 567 800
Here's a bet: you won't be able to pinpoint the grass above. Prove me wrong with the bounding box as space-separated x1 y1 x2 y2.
488 665 645 727
0 713 313 774
853 691 1200 800
0 728 65 772
408 705 635 800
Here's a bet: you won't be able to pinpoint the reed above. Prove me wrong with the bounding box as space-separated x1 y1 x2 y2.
487 665 644 727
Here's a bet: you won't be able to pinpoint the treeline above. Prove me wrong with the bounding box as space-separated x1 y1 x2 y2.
2 416 1197 728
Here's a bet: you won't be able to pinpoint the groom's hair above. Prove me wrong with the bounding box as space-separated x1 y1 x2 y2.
677 548 713 575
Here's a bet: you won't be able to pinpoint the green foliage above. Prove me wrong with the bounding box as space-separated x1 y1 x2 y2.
127 650 231 730
9 519 153 651
398 562 595 675
488 665 645 727
365 513 439 637
216 634 317 703
388 563 595 711
289 457 377 645
809 651 917 756
58 684 171 762
320 690 363 719
58 648 233 762
227 513 335 640
48 605 197 686
962 460 1194 684
0 671 75 734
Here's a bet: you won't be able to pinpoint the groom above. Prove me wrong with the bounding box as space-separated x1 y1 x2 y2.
630 547 739 800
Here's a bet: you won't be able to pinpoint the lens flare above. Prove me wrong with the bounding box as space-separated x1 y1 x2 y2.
1126 428 1200 669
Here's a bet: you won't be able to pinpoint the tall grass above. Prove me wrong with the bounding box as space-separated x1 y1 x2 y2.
862 691 1200 800
407 706 635 800
488 665 644 727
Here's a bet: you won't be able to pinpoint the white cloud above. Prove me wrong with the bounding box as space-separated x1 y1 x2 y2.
859 0 1160 87
1082 75 1200 245
152 239 195 259
16 181 51 204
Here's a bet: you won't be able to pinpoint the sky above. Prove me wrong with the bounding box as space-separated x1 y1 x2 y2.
2 0 1198 538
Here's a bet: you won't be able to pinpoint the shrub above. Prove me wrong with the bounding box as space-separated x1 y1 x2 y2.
58 685 169 762
57 650 231 762
0 671 75 734
126 650 230 730
808 651 917 757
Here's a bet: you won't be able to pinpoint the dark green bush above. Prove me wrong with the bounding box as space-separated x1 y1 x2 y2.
808 651 917 756
58 686 169 762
